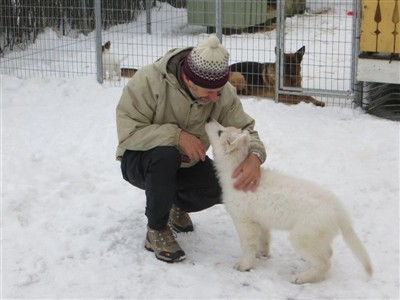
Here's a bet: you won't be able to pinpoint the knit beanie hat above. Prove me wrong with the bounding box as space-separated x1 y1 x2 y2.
183 35 230 89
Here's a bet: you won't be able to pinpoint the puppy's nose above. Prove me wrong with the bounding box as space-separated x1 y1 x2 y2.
206 117 212 123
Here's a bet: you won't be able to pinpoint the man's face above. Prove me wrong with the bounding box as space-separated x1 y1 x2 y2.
187 81 223 105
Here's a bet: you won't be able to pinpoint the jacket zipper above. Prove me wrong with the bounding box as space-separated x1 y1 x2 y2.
185 103 193 128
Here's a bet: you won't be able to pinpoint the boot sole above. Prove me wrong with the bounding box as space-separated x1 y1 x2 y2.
144 240 186 263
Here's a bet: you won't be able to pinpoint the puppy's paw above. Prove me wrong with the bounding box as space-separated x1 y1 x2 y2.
256 252 270 259
258 249 270 258
291 274 304 284
291 271 322 284
233 261 253 272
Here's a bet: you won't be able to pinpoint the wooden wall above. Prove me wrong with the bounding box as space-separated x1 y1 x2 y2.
360 0 400 54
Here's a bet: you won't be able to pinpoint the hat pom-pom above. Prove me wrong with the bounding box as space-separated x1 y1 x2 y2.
207 36 220 49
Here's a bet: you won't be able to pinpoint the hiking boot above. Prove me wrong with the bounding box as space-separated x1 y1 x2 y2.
145 226 186 263
168 204 194 233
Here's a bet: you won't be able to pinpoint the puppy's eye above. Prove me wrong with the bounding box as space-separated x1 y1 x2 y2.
218 130 223 137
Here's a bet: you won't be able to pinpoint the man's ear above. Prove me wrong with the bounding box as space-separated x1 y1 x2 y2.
181 71 192 86
181 71 188 82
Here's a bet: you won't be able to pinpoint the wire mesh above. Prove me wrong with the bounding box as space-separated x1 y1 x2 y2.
1 0 360 106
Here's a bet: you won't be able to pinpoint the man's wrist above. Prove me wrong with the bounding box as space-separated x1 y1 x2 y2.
250 151 263 164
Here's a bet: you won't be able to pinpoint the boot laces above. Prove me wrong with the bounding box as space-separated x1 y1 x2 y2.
156 227 176 246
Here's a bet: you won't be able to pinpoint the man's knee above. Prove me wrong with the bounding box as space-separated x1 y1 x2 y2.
121 146 181 187
149 146 181 171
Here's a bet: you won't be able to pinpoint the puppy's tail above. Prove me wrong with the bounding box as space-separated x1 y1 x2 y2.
338 212 373 277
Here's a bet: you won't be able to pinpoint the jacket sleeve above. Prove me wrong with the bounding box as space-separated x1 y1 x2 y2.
116 68 181 158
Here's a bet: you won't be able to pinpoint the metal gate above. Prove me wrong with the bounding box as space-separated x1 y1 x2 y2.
275 0 359 105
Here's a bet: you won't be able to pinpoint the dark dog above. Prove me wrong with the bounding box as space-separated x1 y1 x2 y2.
229 46 325 107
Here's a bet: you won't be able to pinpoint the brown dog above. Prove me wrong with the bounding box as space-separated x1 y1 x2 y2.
120 67 138 78
229 46 325 107
229 72 247 94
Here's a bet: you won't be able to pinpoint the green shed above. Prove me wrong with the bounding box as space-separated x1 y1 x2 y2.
187 0 306 30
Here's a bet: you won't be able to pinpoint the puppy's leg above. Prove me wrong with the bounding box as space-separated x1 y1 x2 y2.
257 226 271 258
110 66 116 80
113 65 121 81
116 67 121 81
233 221 259 271
290 230 333 284
102 66 107 79
290 249 331 284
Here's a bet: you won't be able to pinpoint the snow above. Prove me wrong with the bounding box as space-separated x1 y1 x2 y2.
2 2 399 299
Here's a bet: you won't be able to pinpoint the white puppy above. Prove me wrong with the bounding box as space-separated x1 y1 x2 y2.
205 119 373 284
102 41 122 80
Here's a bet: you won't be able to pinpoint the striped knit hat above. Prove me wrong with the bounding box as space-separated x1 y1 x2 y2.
183 35 230 89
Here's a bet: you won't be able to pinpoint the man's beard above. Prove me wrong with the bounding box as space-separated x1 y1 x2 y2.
196 97 212 105
188 87 212 105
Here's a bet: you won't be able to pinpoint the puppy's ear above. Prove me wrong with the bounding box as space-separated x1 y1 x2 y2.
226 132 248 152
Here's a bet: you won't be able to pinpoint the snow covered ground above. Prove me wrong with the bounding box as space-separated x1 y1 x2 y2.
2 2 399 299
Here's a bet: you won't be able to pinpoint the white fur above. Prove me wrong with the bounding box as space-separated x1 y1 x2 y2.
205 119 373 284
102 42 122 81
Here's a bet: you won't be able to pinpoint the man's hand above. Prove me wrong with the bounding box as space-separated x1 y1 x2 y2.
232 153 262 192
179 130 206 162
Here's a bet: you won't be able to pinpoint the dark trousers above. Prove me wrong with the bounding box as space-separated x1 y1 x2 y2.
121 146 222 230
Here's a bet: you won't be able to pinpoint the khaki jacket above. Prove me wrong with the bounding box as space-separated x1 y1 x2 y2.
116 47 266 167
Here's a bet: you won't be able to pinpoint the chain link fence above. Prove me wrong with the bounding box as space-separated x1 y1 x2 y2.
1 0 360 107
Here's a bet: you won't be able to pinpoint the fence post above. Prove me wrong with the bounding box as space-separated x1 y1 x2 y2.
95 0 103 83
215 0 222 42
81 0 88 35
275 0 285 103
146 0 152 34
352 0 361 106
